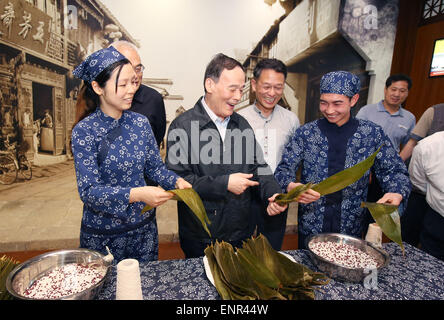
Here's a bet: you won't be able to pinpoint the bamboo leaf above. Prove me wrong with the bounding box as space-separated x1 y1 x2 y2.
204 244 236 300
311 146 381 196
242 235 329 289
275 183 313 206
142 188 211 237
0 255 19 300
361 202 404 255
213 241 280 300
204 235 329 300
236 248 281 290
274 146 381 205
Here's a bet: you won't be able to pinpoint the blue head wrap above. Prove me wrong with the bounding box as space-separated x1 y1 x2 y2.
320 71 361 97
72 46 127 83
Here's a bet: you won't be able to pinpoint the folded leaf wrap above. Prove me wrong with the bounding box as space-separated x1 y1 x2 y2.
204 234 329 300
141 188 211 237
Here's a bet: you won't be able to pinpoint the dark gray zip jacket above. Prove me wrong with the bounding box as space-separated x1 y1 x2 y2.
165 98 282 243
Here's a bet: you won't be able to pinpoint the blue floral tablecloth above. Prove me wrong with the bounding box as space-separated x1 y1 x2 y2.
97 242 444 300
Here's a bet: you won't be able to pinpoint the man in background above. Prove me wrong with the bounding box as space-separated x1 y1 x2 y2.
238 58 300 250
408 131 444 261
112 40 166 148
356 74 415 232
356 74 415 153
399 102 444 246
400 103 444 161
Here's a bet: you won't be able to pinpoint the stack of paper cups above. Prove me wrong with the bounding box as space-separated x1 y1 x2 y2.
116 259 143 300
365 223 382 248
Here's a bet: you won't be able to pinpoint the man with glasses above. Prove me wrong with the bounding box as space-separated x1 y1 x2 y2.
113 40 166 147
238 58 300 250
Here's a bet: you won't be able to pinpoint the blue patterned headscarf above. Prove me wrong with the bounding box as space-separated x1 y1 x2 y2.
320 71 361 97
72 46 127 83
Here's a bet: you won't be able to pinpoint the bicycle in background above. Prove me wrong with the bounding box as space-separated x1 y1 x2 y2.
0 140 32 185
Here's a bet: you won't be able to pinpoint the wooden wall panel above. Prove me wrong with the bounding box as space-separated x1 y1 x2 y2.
406 20 444 120
391 0 444 120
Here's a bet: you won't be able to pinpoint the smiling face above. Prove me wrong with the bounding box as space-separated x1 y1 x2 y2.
384 80 409 108
92 63 138 119
319 93 359 127
252 69 285 114
204 66 245 119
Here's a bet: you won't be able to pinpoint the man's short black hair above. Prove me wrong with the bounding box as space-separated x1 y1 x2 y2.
385 74 412 90
253 58 287 80
204 53 244 92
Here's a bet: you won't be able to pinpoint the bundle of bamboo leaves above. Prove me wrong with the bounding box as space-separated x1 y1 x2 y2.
204 235 329 300
0 255 19 300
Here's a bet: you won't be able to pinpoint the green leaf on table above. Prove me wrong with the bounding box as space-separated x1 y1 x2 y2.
142 188 211 237
361 202 404 255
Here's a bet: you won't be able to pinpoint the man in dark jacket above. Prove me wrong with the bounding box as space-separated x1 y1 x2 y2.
166 53 287 258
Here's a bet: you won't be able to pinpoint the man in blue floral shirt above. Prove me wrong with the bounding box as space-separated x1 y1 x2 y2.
274 71 411 249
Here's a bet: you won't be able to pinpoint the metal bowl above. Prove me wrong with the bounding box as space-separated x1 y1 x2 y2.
5 249 111 300
306 233 390 283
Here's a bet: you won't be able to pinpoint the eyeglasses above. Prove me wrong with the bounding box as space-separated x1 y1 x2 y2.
134 64 145 74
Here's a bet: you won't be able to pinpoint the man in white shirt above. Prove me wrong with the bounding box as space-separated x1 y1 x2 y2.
238 58 300 250
408 131 444 261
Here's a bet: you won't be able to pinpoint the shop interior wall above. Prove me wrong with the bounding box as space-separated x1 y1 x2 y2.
390 0 444 120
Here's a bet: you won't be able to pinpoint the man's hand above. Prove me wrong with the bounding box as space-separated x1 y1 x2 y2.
267 193 288 216
175 177 192 189
287 182 321 204
227 173 259 195
377 193 403 206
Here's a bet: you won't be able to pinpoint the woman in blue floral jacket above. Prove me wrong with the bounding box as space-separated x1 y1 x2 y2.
274 71 411 249
71 46 191 262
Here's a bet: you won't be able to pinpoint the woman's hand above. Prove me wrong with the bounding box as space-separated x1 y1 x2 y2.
287 182 321 204
130 186 174 207
175 177 192 189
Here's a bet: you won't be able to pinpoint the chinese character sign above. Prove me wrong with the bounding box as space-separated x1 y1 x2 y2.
0 0 51 55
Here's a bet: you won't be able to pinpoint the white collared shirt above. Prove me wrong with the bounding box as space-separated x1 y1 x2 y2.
201 97 230 142
238 103 300 172
409 131 444 216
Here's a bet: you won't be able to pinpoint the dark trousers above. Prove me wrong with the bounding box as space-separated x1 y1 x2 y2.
401 190 427 247
420 205 444 262
252 196 288 251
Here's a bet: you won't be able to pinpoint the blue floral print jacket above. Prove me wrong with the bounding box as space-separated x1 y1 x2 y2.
71 108 178 235
274 118 411 240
